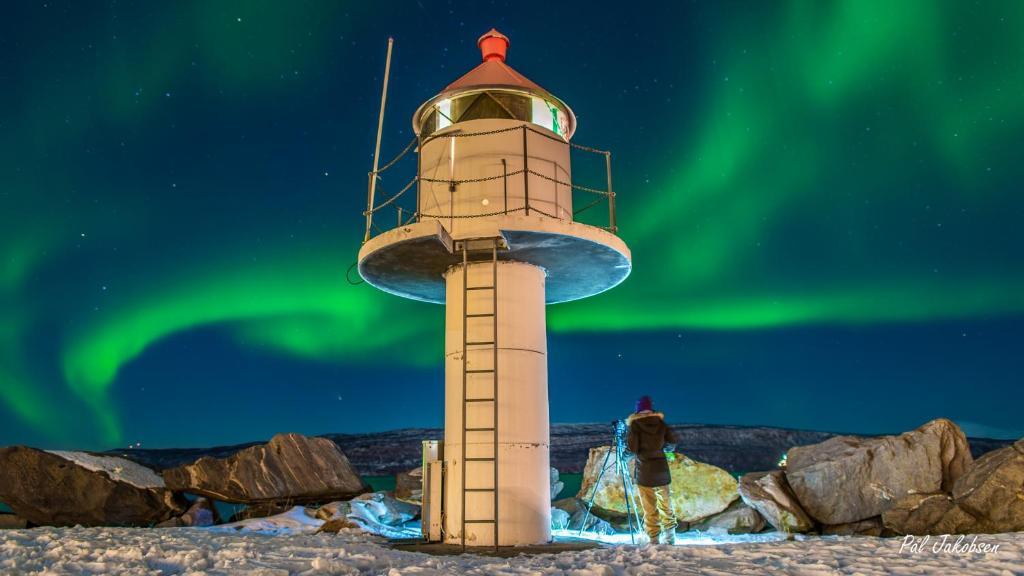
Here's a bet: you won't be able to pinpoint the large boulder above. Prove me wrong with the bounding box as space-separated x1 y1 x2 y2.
0 447 187 527
738 471 814 533
690 499 766 534
882 438 1024 535
577 446 737 522
785 418 972 525
163 433 368 504
951 438 1024 533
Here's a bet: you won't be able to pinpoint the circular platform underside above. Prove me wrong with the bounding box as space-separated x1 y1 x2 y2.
357 217 631 304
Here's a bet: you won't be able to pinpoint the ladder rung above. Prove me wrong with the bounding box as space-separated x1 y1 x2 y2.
466 313 495 318
465 457 496 461
465 369 494 374
466 286 494 291
465 398 494 402
464 519 496 523
466 341 495 346
465 427 495 432
465 488 495 492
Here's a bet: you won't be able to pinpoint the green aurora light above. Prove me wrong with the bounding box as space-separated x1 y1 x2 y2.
2 1 1023 445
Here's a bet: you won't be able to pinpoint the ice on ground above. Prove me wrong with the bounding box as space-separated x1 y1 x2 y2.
208 505 421 539
211 506 325 535
1 526 1022 575
552 528 795 546
45 451 165 489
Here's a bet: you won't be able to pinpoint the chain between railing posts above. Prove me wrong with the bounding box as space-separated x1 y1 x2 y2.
605 151 616 233
522 125 530 216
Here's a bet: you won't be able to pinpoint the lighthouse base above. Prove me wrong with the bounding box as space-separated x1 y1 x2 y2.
442 259 551 547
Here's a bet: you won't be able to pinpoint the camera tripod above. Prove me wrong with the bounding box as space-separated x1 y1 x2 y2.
578 419 646 544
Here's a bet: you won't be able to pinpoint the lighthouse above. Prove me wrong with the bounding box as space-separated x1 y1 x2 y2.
358 29 631 547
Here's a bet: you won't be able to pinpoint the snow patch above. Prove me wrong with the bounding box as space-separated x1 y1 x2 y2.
45 451 165 489
0 526 1021 575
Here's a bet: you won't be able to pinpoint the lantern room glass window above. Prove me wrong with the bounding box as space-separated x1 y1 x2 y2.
420 91 568 140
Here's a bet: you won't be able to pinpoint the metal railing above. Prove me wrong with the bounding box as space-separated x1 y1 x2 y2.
362 124 617 240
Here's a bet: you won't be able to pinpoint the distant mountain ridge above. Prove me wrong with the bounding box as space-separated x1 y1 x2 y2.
107 423 1013 477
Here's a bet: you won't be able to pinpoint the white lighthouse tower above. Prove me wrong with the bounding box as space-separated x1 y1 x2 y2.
358 29 631 547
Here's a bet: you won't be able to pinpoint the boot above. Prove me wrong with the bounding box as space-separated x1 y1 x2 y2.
662 530 676 545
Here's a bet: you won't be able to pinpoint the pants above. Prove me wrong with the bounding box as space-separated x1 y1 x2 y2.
637 484 677 542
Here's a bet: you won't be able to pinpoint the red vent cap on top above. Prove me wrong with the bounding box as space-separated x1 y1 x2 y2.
478 29 509 62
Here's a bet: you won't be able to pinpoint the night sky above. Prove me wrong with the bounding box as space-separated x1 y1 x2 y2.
2 1 1022 451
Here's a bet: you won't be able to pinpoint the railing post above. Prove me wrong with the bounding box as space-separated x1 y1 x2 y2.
522 125 530 216
502 158 508 214
605 151 616 233
415 136 422 223
397 206 403 227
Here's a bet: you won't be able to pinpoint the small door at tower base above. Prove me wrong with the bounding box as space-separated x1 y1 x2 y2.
421 440 444 541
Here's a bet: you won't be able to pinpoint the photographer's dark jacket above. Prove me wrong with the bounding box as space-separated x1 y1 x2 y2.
626 411 681 487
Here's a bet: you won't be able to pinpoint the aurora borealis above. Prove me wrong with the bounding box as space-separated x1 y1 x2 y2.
2 1 1022 450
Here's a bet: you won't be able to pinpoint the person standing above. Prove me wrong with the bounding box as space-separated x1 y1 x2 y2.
626 395 681 544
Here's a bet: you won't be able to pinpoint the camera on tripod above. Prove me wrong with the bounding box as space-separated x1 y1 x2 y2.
612 419 628 443
577 418 645 543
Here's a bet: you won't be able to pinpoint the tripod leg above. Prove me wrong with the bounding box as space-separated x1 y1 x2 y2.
578 447 614 536
624 469 645 540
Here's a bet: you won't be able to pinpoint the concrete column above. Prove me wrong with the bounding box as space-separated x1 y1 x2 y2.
443 260 550 546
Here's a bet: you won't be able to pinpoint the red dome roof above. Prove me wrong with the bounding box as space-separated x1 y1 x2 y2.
444 28 545 93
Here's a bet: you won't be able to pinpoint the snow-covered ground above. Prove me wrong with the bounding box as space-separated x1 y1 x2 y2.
1 523 1022 576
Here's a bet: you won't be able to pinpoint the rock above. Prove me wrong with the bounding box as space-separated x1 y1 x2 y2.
881 493 977 535
394 467 422 505
317 517 360 533
738 471 814 533
162 433 369 504
577 446 738 522
690 499 766 534
155 517 185 528
551 508 571 530
822 516 886 536
228 502 294 523
0 446 187 527
785 418 972 525
551 497 616 535
551 467 564 501
181 497 219 527
951 438 1024 533
0 514 28 529
315 501 352 522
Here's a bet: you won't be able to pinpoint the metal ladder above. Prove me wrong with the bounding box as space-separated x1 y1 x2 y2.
459 238 500 549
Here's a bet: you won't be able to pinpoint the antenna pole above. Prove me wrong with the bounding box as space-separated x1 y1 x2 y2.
365 37 394 243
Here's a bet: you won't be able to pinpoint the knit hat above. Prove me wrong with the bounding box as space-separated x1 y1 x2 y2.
635 395 653 413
